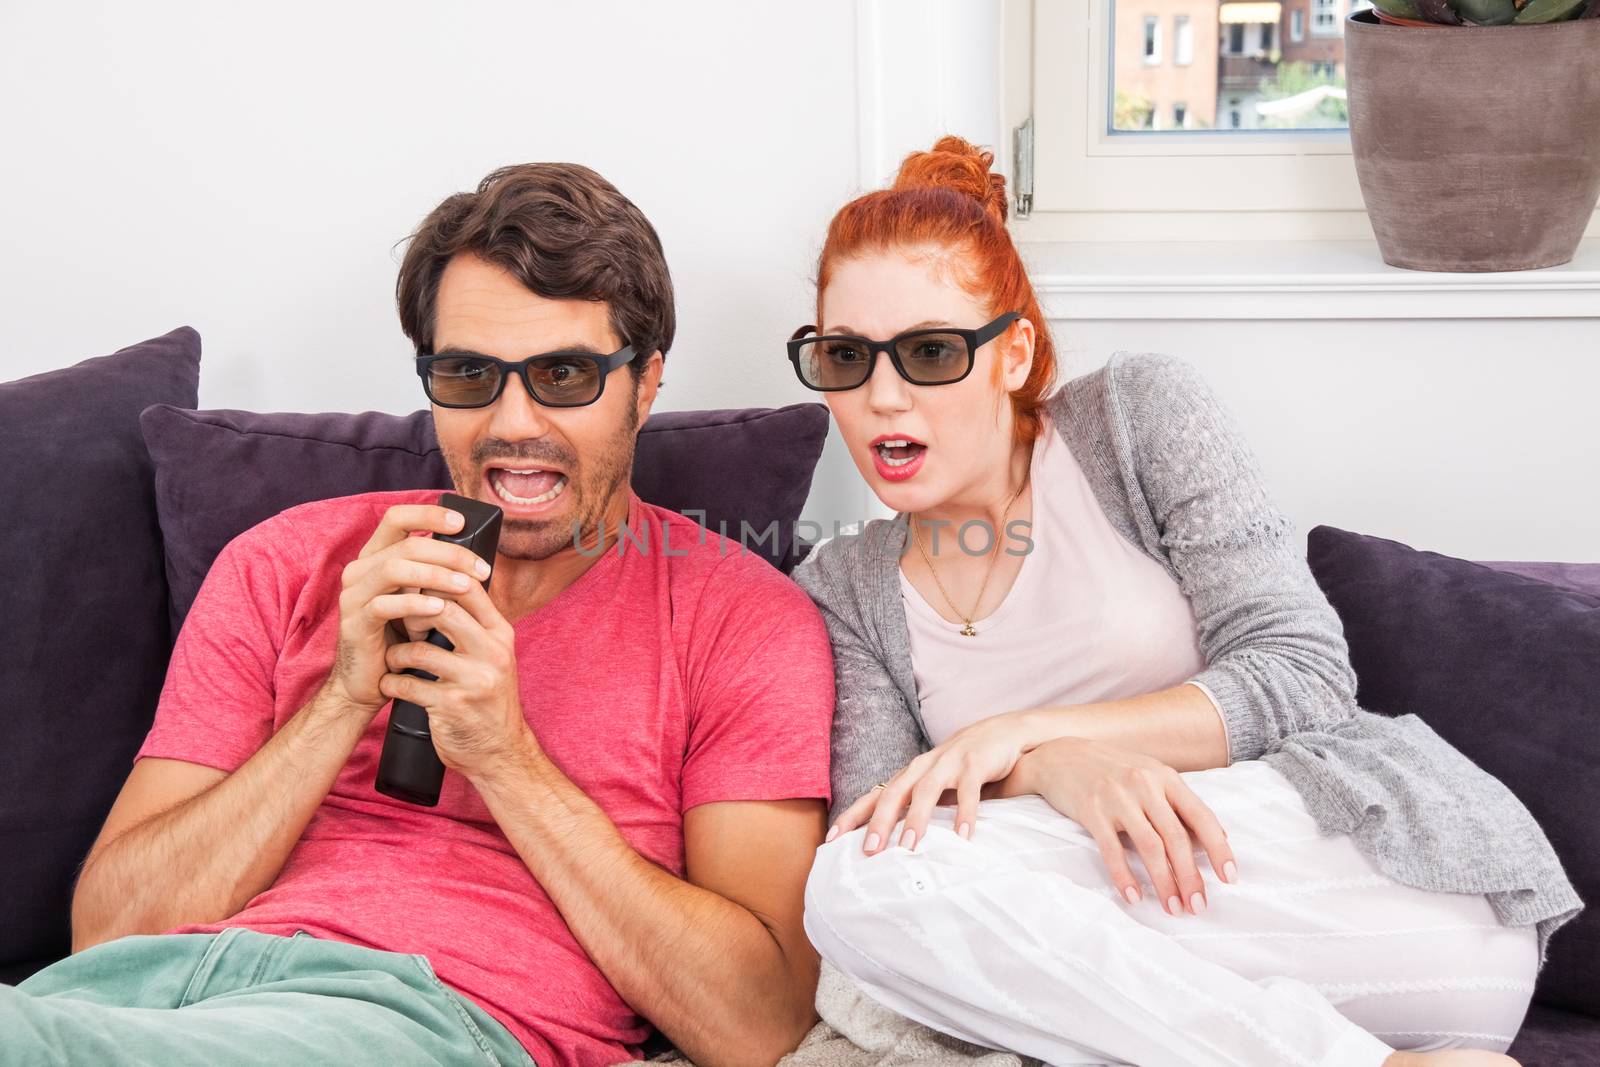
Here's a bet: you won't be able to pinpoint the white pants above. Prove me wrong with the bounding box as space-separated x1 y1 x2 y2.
804 759 1539 1067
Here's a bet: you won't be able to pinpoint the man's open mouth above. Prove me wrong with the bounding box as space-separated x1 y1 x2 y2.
487 466 569 507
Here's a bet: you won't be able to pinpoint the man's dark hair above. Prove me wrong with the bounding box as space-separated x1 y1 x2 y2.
397 163 675 378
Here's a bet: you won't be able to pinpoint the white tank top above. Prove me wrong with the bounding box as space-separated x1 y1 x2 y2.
901 413 1217 746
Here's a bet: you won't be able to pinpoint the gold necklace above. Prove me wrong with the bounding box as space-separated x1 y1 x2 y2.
910 472 1029 637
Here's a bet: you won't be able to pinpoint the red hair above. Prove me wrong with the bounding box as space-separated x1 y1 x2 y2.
814 135 1057 448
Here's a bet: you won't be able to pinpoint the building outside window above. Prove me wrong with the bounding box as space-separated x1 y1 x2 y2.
1312 0 1341 35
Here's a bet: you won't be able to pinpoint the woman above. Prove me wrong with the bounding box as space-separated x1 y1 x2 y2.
788 136 1581 1067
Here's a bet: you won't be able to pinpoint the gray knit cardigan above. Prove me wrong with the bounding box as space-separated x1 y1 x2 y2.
791 351 1582 965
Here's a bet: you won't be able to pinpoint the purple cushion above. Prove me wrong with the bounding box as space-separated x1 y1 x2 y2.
0 327 201 974
1478 560 1600 601
1306 526 1599 1017
140 403 828 637
1508 1003 1600 1065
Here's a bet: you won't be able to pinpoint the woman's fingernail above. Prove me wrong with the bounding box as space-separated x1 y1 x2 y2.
1166 895 1181 916
1191 892 1207 914
864 833 880 853
1223 860 1238 884
900 829 918 851
825 825 839 843
1123 885 1140 906
958 822 971 840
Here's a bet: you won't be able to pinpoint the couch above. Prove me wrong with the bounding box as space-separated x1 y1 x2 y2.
3 328 1595 1064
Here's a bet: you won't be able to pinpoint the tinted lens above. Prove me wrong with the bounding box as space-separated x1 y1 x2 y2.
526 356 602 406
795 338 872 390
427 356 502 406
894 332 971 384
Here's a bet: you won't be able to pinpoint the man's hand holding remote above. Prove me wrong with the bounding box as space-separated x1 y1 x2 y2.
327 503 494 715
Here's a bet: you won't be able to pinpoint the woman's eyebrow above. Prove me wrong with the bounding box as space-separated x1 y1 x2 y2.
824 319 955 335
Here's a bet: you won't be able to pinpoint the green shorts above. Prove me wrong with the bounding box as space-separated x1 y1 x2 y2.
2 927 534 1067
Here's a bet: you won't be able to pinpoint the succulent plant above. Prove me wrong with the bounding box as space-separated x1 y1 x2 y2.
1370 0 1599 21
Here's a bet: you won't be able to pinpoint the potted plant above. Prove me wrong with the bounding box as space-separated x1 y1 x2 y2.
1344 0 1600 270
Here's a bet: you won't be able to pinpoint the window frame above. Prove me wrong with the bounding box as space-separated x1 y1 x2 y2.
1002 0 1371 241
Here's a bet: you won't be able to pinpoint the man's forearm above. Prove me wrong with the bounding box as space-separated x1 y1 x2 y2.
472 737 815 1067
1013 683 1230 772
71 682 372 950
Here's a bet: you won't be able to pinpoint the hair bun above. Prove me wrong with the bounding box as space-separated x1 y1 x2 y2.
890 135 1008 224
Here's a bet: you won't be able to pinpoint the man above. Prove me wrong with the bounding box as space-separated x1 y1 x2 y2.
1 164 835 1067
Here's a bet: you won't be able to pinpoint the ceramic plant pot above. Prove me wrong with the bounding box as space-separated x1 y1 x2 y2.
1344 8 1600 271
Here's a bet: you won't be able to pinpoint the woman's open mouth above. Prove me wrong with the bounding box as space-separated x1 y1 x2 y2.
485 466 570 514
870 436 927 482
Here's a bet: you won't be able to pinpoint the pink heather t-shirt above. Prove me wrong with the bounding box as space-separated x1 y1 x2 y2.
902 413 1226 748
137 488 835 1067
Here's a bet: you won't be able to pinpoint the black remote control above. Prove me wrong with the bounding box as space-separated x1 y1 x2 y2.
374 491 503 806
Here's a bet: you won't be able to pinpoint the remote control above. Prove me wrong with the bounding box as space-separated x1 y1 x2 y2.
374 491 503 806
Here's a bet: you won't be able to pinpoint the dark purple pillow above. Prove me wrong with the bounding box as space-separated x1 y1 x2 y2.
1306 525 1599 1016
1478 560 1600 600
140 402 829 637
0 327 201 979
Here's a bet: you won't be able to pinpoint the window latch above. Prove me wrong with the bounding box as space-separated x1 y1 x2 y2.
1013 115 1034 219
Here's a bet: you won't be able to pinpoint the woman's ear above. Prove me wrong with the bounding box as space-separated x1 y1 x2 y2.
1001 317 1036 392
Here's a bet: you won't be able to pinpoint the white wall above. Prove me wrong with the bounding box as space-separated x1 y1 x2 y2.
0 0 874 527
1052 320 1600 563
4 1 1595 563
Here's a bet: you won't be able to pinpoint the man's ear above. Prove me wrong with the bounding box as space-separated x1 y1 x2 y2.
634 351 665 423
1002 318 1036 392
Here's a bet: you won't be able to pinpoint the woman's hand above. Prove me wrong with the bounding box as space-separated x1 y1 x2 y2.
1021 736 1237 916
825 710 1043 853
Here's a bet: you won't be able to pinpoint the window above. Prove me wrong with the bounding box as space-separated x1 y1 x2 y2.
1312 0 1341 35
1111 0 1347 134
1002 0 1593 242
1291 8 1305 40
1174 14 1193 65
1003 0 1368 239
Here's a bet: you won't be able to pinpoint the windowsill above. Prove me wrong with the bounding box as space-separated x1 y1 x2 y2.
1020 237 1600 320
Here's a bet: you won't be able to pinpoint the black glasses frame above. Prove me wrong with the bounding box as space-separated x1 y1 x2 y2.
414 344 637 409
785 312 1022 392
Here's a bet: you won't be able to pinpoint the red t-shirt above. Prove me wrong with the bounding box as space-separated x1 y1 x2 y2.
136 489 834 1067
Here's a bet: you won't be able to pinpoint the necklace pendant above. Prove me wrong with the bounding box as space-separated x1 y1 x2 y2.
959 622 978 637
